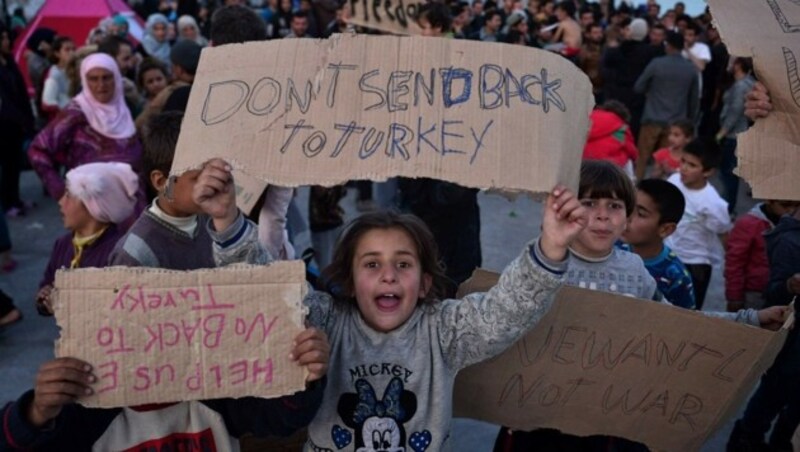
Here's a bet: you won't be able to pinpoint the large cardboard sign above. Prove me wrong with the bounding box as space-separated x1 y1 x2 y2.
171 35 594 196
453 271 791 451
709 0 800 200
347 0 424 34
54 262 308 408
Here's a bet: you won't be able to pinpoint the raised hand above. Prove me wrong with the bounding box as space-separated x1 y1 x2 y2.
192 158 238 231
540 185 587 262
744 82 772 121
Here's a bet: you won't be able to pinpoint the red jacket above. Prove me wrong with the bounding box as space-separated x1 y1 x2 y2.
724 204 773 301
582 109 638 167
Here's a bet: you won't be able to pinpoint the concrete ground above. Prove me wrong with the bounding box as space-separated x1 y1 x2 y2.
0 171 756 450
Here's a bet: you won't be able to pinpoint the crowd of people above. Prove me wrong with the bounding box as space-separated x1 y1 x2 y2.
0 0 798 451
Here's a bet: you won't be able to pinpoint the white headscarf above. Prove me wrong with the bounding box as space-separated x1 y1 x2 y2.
74 53 135 139
143 13 171 64
66 162 139 224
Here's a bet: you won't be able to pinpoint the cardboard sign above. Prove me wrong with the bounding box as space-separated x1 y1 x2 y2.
171 34 594 196
453 271 792 451
347 0 424 34
709 0 800 201
234 171 268 214
54 262 308 408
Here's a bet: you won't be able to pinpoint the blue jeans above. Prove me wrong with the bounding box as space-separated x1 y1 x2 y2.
719 137 739 214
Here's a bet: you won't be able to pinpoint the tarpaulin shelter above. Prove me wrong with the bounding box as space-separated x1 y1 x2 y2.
12 0 145 92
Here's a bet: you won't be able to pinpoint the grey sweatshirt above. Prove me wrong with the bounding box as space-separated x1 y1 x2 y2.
567 248 761 325
212 213 567 452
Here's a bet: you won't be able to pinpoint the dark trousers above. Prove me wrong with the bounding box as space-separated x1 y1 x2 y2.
732 333 800 449
0 123 24 210
719 137 740 214
685 263 712 310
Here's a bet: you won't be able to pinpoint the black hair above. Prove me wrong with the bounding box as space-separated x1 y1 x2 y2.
555 0 576 17
49 36 74 63
665 30 684 50
683 137 722 171
600 99 631 124
675 13 692 26
321 211 449 306
418 2 453 33
670 118 694 139
291 10 309 20
684 20 702 35
210 5 267 45
578 160 636 217
97 35 132 58
484 10 502 23
136 57 168 91
142 111 184 183
733 56 754 74
636 179 685 224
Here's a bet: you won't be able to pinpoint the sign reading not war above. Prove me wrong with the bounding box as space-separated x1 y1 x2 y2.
171 34 594 195
453 274 792 451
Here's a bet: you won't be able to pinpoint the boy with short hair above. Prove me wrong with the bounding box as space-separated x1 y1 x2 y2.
666 138 731 310
622 178 695 309
0 112 329 450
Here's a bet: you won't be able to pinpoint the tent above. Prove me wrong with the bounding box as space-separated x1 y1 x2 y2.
12 0 145 92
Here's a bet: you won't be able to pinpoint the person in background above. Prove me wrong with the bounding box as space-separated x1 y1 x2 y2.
648 23 667 50
34 162 139 316
728 205 800 451
725 200 798 312
601 17 656 139
542 1 582 58
286 11 311 38
41 36 76 117
142 13 171 66
579 22 605 102
177 14 209 46
108 14 130 39
634 31 698 180
135 39 201 131
28 54 144 209
582 100 638 177
651 118 693 179
97 36 144 116
621 179 695 309
136 57 169 108
470 10 502 42
716 57 755 214
0 23 36 218
25 28 56 128
666 138 730 310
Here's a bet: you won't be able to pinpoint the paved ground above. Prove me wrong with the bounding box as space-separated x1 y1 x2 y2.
0 170 756 450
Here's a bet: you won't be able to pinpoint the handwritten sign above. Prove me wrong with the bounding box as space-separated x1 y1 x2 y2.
453 271 791 451
709 0 800 200
347 0 424 34
54 262 308 408
171 35 594 196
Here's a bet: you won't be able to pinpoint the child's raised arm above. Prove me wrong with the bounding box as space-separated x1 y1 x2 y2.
438 186 587 370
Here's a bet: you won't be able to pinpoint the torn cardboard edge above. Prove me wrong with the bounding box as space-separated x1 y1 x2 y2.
171 34 593 198
54 261 310 408
709 0 800 200
453 269 792 451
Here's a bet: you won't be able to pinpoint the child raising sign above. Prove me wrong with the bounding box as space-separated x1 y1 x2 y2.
192 158 587 452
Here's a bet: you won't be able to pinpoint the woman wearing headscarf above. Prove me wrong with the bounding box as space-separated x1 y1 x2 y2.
34 162 139 316
142 13 171 65
177 14 208 47
28 53 144 207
